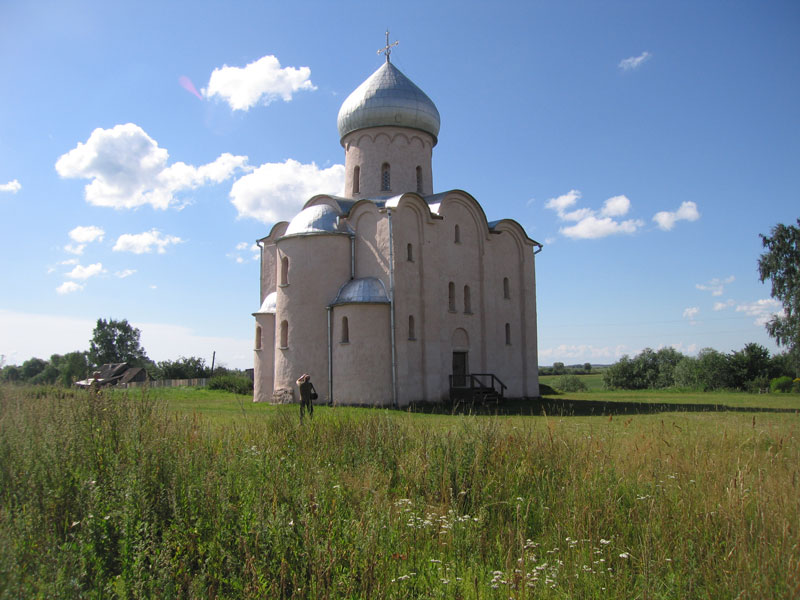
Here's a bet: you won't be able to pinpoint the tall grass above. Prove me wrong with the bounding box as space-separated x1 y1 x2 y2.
1 384 798 598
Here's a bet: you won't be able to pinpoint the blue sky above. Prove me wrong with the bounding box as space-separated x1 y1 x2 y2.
1 0 798 370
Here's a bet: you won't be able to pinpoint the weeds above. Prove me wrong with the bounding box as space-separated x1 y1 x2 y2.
0 384 798 598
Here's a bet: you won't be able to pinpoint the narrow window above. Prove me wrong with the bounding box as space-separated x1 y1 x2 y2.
255 325 262 350
408 315 416 340
416 166 423 193
463 285 471 314
352 166 360 195
407 243 413 262
503 277 510 299
341 316 349 343
280 256 289 285
280 320 288 348
448 282 456 312
505 323 511 345
381 163 391 191
454 224 460 243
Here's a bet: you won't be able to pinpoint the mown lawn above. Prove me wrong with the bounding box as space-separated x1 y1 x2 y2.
1 383 798 599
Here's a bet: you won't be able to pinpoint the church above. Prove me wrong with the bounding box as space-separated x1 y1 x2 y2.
253 47 542 407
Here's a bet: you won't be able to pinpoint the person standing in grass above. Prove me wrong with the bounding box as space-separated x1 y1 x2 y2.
296 373 316 421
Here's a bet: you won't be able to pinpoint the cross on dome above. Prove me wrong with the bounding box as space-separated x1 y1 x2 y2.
377 30 399 62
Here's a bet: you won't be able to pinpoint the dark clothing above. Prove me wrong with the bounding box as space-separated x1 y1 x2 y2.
298 379 315 419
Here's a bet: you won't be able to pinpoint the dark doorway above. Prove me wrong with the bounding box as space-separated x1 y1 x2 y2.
452 352 468 387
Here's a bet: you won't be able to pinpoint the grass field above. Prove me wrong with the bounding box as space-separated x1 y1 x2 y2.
1 383 799 598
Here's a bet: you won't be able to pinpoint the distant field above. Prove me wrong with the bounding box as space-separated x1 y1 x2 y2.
1 383 798 598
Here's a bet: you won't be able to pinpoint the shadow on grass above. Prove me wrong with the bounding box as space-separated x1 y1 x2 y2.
407 396 800 417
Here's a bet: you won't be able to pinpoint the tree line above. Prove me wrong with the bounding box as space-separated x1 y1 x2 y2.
602 344 797 392
0 318 232 385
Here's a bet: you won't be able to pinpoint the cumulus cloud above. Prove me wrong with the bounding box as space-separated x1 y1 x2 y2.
546 190 643 239
56 123 249 210
66 262 105 280
64 225 105 254
203 55 316 111
115 269 137 278
696 275 734 297
113 230 183 254
56 281 84 295
653 201 700 231
736 298 783 326
229 159 345 223
619 51 652 71
0 179 21 193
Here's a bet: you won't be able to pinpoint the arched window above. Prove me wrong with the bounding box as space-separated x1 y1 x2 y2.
341 316 349 343
407 243 413 262
416 166 423 193
352 166 360 195
408 315 416 340
503 277 510 299
505 323 511 345
454 224 460 243
381 163 391 191
255 325 262 350
463 285 471 314
280 256 289 286
448 282 456 312
280 320 288 348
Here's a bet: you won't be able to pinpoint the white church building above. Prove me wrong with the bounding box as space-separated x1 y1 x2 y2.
253 50 542 407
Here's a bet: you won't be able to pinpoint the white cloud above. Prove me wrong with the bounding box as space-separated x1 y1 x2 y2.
56 123 249 210
64 225 105 254
56 281 84 295
544 189 581 218
735 298 783 326
696 275 735 297
619 51 652 71
113 229 183 254
229 159 345 223
203 55 316 111
236 241 250 251
682 307 700 321
560 215 644 239
69 225 105 244
653 201 700 231
66 262 105 280
600 195 631 217
546 190 644 239
0 179 21 193
713 299 735 311
115 269 137 278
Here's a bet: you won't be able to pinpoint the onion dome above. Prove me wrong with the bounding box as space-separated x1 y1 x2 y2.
254 291 277 315
331 277 390 306
337 61 440 143
283 204 351 237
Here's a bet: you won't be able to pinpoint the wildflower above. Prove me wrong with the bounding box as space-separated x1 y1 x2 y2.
599 538 611 545
619 552 630 559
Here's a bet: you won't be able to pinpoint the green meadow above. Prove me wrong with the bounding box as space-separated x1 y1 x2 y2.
1 384 798 599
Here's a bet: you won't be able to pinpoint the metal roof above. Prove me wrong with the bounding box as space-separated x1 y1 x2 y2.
283 204 351 237
331 277 390 306
337 61 440 143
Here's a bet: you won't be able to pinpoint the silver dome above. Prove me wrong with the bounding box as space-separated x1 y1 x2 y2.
337 61 440 143
283 204 350 237
254 291 277 315
331 277 390 306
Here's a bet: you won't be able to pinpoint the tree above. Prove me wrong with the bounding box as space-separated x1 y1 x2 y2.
59 351 89 386
759 219 800 373
157 356 211 379
89 318 149 367
552 362 566 375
